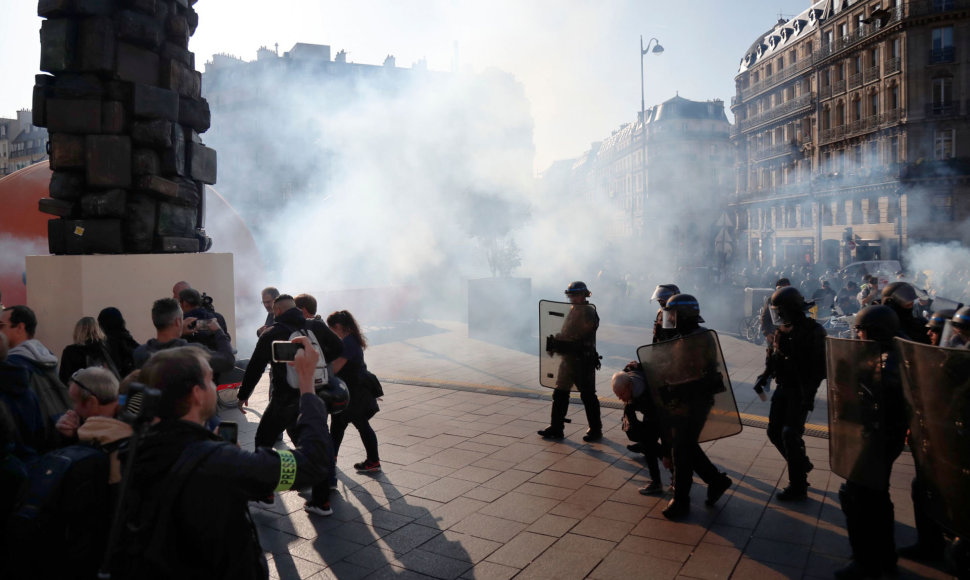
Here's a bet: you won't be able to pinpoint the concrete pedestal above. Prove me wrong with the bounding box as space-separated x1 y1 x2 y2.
25 253 235 360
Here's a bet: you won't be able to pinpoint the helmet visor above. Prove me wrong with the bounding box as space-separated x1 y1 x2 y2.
769 306 784 327
662 310 676 329
651 287 669 302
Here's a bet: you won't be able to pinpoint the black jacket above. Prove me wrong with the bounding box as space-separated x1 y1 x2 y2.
122 393 333 579
238 308 343 401
767 316 827 403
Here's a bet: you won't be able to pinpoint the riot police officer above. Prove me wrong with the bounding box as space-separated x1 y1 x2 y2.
759 286 826 501
881 281 930 344
650 283 680 343
925 308 955 347
539 281 603 442
836 305 908 580
656 294 731 520
945 306 970 348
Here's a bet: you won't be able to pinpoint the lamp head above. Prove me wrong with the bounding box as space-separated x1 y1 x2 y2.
652 44 664 54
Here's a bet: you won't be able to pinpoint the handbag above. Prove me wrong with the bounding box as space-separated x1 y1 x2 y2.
361 369 384 398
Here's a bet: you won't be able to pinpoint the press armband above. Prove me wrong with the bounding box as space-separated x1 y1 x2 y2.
275 449 297 491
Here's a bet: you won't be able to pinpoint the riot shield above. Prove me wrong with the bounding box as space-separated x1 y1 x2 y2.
539 300 597 390
826 337 886 489
897 338 970 538
636 330 742 443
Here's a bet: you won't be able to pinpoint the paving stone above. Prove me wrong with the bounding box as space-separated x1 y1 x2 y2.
614 534 693 563
410 477 479 503
587 548 682 580
525 513 579 537
414 496 487 530
266 553 325 580
484 530 556 569
420 530 502 563
477 491 560 524
450 513 527 543
512 481 575 500
515 546 603 580
396 548 474 580
679 542 742 579
462 486 504 503
480 468 535 492
458 560 520 580
449 464 501 483
378 522 442 555
569 514 635 542
744 537 811 568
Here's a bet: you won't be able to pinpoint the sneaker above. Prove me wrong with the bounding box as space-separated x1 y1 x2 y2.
662 498 690 520
537 427 564 440
582 429 603 443
304 499 333 517
776 484 808 501
354 460 381 473
705 473 732 506
638 480 663 495
329 475 339 490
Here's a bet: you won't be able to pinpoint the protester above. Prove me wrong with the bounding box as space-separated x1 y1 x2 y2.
117 340 333 578
98 307 140 378
60 316 119 384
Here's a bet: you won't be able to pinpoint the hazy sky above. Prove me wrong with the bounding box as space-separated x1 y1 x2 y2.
0 0 809 172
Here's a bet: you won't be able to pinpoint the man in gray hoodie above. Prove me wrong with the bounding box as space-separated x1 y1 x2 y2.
0 305 71 448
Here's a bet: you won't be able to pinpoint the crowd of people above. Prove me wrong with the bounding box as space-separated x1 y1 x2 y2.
0 272 967 579
0 281 381 578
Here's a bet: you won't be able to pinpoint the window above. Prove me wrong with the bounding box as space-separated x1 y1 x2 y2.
933 77 952 106
870 47 879 67
935 129 955 159
839 22 848 39
889 84 899 110
854 98 863 121
931 27 954 62
890 38 900 59
932 194 953 222
871 91 879 116
855 54 864 74
867 196 880 223
890 135 899 163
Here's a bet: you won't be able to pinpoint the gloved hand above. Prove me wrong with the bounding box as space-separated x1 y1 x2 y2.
753 373 770 402
545 335 559 354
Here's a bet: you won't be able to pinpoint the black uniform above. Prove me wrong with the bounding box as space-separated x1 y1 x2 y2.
619 368 664 483
662 324 727 505
238 307 343 448
838 346 908 577
547 302 601 436
764 315 826 492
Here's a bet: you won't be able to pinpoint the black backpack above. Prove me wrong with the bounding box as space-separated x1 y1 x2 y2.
6 443 112 579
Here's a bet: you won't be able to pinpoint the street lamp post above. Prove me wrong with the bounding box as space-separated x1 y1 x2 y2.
639 36 663 238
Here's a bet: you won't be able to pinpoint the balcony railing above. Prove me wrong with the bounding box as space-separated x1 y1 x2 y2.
864 65 880 83
884 57 901 75
930 47 956 64
925 101 960 118
740 57 814 101
751 141 798 162
832 79 846 95
819 109 905 144
738 92 814 132
848 72 863 89
909 0 968 17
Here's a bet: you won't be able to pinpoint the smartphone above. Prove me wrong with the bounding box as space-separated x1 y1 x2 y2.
272 340 303 362
218 421 238 445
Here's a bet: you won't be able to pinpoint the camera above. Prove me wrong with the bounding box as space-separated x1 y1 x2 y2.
272 340 303 362
192 318 214 332
218 421 238 445
119 382 162 424
201 292 215 313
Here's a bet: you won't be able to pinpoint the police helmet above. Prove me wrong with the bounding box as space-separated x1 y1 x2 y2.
769 286 807 325
854 305 900 343
881 281 918 310
926 309 956 330
317 377 350 415
953 306 970 330
650 284 680 305
564 281 591 297
663 293 704 326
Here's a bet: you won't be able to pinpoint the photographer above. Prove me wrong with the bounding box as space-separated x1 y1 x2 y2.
238 295 342 448
133 298 234 374
118 339 333 579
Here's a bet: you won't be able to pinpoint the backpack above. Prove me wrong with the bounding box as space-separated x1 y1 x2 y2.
285 322 329 390
23 363 72 451
6 443 112 578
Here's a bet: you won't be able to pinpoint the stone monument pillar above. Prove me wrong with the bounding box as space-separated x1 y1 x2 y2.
32 0 216 254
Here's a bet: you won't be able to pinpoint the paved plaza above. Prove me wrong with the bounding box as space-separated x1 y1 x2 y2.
225 320 955 579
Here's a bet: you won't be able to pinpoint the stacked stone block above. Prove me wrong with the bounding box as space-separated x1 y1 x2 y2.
34 0 216 254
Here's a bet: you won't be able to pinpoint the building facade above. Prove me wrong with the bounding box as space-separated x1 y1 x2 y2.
201 43 534 228
0 110 48 177
732 0 970 270
542 95 734 264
